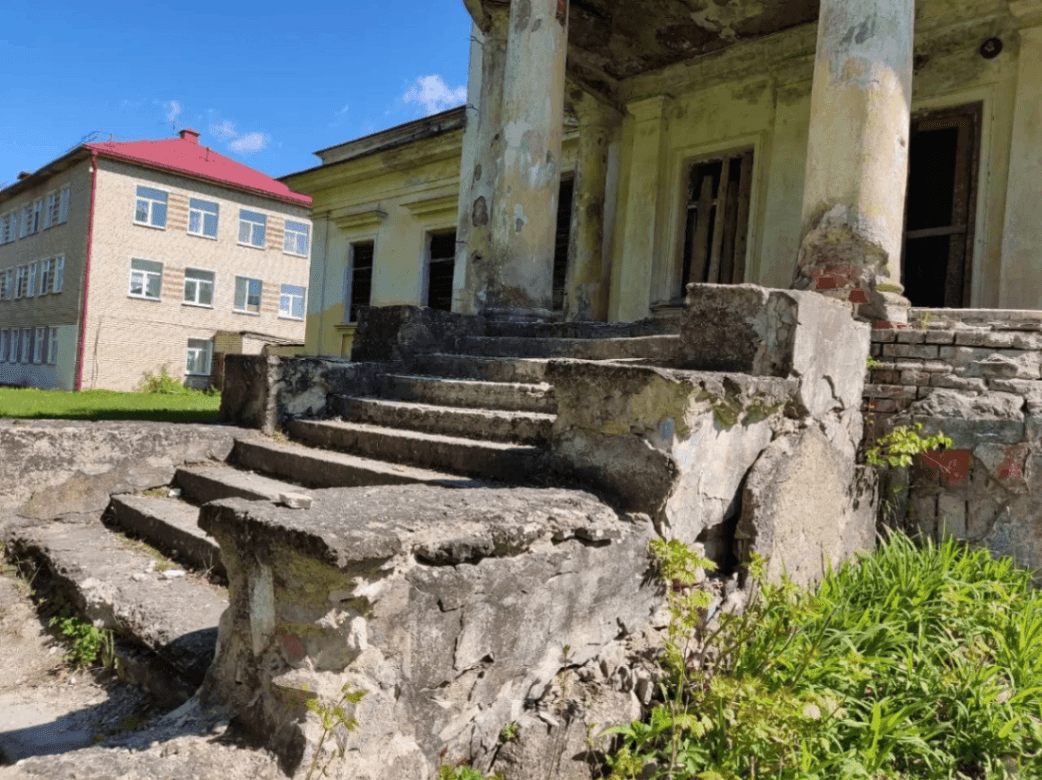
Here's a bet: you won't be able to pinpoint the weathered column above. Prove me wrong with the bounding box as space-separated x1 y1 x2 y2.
565 95 621 321
454 9 509 316
486 0 569 321
793 0 915 324
999 1 1042 309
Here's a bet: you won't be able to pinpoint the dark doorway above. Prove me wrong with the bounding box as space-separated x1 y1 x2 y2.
347 241 374 323
552 176 575 313
901 104 981 308
426 231 456 311
680 148 754 296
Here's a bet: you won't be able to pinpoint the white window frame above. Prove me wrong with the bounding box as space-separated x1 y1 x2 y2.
283 220 310 257
19 205 29 239
14 265 27 299
185 338 213 376
28 199 42 235
8 328 17 362
188 198 219 239
279 283 306 320
183 267 215 307
26 263 36 298
237 210 266 248
47 327 58 365
20 328 31 364
0 330 7 362
233 275 263 314
43 192 56 230
5 212 16 243
0 269 8 301
58 186 70 224
52 255 64 293
134 185 168 229
39 259 52 296
33 326 45 364
128 258 163 301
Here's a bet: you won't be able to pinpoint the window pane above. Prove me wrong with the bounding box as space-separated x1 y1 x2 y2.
185 279 197 301
152 202 167 227
293 296 305 319
203 212 218 237
234 278 246 309
130 273 144 296
199 282 213 306
189 199 217 214
132 259 162 274
238 221 250 243
252 223 265 246
135 201 149 222
189 211 201 233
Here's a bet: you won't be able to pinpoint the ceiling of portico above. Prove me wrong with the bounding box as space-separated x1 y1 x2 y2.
567 0 818 84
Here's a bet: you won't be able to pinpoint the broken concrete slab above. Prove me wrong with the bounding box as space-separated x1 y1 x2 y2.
109 495 223 577
377 373 556 414
174 462 303 505
0 420 235 518
197 485 658 780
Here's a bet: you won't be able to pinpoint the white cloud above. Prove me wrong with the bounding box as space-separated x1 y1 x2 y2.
163 100 181 123
336 103 350 117
402 75 467 116
210 120 238 141
228 132 270 154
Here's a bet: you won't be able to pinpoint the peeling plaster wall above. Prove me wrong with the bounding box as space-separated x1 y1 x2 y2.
607 0 1026 320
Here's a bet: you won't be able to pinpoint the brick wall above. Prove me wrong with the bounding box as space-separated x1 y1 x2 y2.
864 310 1042 575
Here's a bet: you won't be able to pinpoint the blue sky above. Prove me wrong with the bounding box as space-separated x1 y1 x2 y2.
0 0 474 186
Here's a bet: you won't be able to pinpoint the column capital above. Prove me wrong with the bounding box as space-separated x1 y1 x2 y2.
569 86 623 127
1010 0 1042 27
626 95 673 123
462 0 510 34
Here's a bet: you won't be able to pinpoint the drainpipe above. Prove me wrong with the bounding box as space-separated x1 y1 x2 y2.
74 151 98 391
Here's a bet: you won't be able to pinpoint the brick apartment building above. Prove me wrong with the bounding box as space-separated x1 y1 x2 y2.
0 129 312 391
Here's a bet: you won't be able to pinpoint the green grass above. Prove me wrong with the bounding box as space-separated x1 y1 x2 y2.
607 533 1042 780
0 387 221 423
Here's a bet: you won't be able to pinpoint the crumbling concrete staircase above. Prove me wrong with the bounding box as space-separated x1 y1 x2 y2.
2 324 681 715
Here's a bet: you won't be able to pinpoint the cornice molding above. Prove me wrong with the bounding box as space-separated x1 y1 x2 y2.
400 192 460 222
332 208 387 234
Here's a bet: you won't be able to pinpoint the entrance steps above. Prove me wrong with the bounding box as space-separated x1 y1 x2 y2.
0 325 678 754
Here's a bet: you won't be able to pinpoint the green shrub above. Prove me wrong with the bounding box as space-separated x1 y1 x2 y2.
50 615 115 669
605 533 1042 779
140 365 191 395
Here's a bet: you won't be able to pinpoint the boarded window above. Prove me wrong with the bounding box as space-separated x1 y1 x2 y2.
427 231 456 312
901 104 981 309
348 241 374 323
680 149 754 294
552 177 574 312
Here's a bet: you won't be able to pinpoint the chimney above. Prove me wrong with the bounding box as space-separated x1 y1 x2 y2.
17 171 31 181
179 128 200 144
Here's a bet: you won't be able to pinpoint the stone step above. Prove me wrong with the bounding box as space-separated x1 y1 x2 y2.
414 353 550 384
3 518 225 704
174 462 303 505
377 373 555 414
330 395 554 445
457 334 681 361
233 437 481 489
108 494 223 577
288 419 546 481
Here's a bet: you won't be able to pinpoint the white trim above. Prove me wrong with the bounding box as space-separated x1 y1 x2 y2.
128 258 163 301
133 185 168 229
183 266 216 307
187 198 220 239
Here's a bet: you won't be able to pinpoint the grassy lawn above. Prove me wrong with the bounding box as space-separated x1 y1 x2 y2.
0 387 221 424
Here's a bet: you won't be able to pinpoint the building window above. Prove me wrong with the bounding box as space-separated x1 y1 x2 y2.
283 220 310 256
188 199 219 238
0 330 6 362
19 205 29 239
26 263 36 298
134 186 168 228
0 269 8 301
47 327 58 365
58 186 70 224
8 328 17 362
1 213 11 243
39 259 52 295
52 256 64 293
43 193 55 230
238 210 266 248
184 268 215 306
234 276 262 313
186 338 212 376
20 328 31 364
33 327 45 364
5 212 16 243
28 200 42 235
14 265 27 299
426 231 456 312
279 283 306 319
347 241 374 324
129 258 163 300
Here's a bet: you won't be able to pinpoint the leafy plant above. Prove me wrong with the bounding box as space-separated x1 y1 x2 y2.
866 422 953 468
499 722 519 744
866 355 882 370
436 764 504 780
303 684 367 780
49 615 115 669
140 365 190 395
605 533 1042 779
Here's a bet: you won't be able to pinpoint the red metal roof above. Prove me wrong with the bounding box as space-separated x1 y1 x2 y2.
85 129 311 207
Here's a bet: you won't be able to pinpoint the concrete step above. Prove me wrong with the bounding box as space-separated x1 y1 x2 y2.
413 353 550 384
233 436 482 489
174 462 304 505
288 419 546 481
330 395 554 445
457 334 681 361
378 373 555 414
3 518 226 704
108 494 223 577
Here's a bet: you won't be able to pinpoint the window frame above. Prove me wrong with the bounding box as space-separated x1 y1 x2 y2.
346 241 375 324
134 185 168 229
183 267 216 308
52 255 64 294
20 328 32 364
0 269 8 301
128 258 164 301
233 275 263 314
237 210 267 249
26 262 36 298
47 327 58 365
283 220 310 257
42 192 56 230
185 338 213 377
39 259 52 296
33 326 45 364
278 283 306 320
188 198 219 239
14 265 27 299
58 186 70 224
